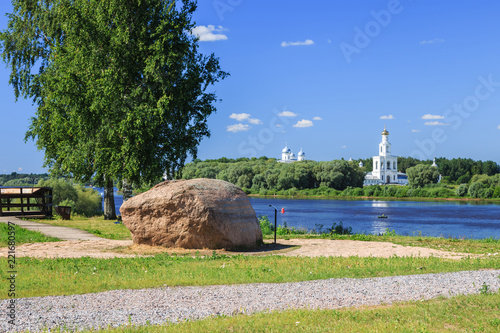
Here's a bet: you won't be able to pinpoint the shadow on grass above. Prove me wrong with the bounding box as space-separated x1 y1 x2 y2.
113 241 300 257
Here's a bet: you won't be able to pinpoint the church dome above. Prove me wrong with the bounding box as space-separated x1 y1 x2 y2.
298 149 305 156
282 144 291 153
382 125 389 135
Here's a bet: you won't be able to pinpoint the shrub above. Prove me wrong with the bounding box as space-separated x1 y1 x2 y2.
395 187 409 197
328 221 353 235
74 187 102 216
351 187 364 196
455 184 468 197
480 188 493 199
468 182 483 198
363 186 375 196
259 215 273 235
37 178 78 206
382 186 397 197
37 178 102 216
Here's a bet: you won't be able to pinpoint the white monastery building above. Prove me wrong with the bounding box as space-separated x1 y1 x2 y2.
279 144 305 163
364 126 409 186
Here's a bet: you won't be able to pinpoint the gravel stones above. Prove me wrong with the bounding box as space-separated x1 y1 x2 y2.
2 270 500 332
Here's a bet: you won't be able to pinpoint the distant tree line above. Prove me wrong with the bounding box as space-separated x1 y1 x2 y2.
182 157 365 193
0 172 50 186
180 157 500 198
358 157 499 183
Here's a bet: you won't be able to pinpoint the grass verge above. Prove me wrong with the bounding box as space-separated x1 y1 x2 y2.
0 223 60 247
32 215 132 240
94 291 500 332
1 253 499 299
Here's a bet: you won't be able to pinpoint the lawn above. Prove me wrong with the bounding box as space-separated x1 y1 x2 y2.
0 222 60 247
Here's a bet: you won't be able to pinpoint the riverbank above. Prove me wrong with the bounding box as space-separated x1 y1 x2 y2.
248 193 500 203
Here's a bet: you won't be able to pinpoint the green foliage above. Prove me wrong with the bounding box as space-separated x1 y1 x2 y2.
328 221 353 235
74 187 103 217
468 182 484 198
37 179 78 206
479 282 491 295
0 172 49 186
1 0 227 187
406 164 440 188
455 184 468 197
258 215 273 235
179 157 500 200
37 178 102 216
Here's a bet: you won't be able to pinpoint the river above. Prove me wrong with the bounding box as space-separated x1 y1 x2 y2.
250 197 500 239
109 192 500 240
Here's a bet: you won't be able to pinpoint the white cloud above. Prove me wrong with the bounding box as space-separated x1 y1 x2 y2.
422 114 445 120
281 39 314 47
497 125 500 130
341 145 347 149
425 121 450 126
278 111 298 117
313 116 323 121
293 119 314 128
17 167 23 172
192 25 228 42
229 113 262 125
248 118 263 125
420 38 445 45
229 113 251 121
380 115 395 120
275 124 283 128
411 129 421 133
227 123 250 133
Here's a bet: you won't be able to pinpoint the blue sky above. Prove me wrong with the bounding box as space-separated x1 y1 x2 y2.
1 0 500 174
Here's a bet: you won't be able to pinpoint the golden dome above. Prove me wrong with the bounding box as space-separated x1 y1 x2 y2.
382 125 389 135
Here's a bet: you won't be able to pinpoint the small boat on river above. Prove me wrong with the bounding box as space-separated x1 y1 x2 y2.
378 214 388 218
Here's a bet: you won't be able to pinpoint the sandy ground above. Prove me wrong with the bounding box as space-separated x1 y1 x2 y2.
0 238 476 259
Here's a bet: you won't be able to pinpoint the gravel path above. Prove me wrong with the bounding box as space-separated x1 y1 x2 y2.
2 270 500 332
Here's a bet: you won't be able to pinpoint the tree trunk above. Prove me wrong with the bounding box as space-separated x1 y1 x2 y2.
122 178 133 202
103 178 116 220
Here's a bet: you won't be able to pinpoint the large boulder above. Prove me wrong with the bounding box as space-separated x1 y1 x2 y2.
120 178 263 249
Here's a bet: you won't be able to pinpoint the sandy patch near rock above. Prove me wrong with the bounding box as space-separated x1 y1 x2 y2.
277 239 474 259
0 238 475 259
1 240 135 259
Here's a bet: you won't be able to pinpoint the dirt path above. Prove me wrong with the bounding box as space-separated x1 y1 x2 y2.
0 217 477 259
0 238 476 259
0 216 102 241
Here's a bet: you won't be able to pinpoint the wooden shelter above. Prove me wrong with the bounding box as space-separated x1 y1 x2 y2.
0 187 53 218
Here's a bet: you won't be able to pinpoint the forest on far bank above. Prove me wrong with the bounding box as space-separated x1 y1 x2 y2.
180 156 500 199
0 172 50 187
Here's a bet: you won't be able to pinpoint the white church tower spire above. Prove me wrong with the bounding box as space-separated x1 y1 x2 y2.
379 125 391 156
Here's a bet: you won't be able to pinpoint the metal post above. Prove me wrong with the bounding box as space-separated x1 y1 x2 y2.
274 208 277 244
269 204 278 244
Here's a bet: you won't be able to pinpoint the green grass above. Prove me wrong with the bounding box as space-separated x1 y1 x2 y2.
0 222 60 247
1 252 499 299
33 215 132 240
92 292 500 332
